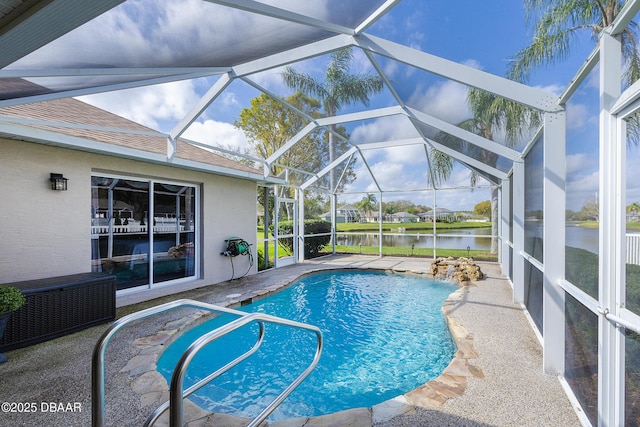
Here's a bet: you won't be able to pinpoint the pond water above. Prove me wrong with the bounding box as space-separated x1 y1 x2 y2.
566 224 598 254
336 228 493 251
335 225 601 253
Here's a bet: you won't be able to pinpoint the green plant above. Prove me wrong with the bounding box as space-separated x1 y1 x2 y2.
0 286 26 315
269 219 331 258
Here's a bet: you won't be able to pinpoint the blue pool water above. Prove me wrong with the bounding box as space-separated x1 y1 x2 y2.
157 270 457 421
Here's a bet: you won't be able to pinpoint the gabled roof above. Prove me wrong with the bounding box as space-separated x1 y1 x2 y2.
338 204 361 211
0 94 267 180
390 211 417 218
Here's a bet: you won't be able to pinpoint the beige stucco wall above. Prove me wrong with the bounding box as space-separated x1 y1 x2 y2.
0 138 258 302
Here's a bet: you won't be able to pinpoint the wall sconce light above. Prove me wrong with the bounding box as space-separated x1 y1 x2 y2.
49 173 68 191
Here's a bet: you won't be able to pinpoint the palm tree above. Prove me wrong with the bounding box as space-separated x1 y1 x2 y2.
357 193 377 222
281 47 384 191
510 1 640 146
430 1 640 253
509 1 640 86
628 201 640 221
430 88 540 253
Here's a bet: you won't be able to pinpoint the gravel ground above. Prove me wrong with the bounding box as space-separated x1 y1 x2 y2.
0 256 581 426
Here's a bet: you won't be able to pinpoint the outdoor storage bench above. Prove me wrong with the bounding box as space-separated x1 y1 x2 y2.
0 272 116 352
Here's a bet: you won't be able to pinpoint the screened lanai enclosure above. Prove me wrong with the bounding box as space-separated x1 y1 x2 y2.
2 0 640 426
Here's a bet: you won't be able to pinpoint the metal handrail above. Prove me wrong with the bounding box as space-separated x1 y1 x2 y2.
143 321 266 427
166 311 322 426
91 299 322 427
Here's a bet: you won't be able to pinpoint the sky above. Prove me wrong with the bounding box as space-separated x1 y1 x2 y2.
13 0 640 212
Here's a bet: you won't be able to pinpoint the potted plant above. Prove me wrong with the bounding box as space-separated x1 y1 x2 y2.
0 285 25 363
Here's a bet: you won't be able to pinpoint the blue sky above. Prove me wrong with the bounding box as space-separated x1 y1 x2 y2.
41 0 637 212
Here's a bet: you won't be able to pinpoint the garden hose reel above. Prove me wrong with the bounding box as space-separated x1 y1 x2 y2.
222 237 253 279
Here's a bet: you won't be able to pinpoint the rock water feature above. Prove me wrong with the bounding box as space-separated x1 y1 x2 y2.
430 257 483 283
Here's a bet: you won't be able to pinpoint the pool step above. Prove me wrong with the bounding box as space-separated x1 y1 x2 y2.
91 299 322 427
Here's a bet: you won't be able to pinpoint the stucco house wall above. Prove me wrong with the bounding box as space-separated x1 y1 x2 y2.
0 137 258 303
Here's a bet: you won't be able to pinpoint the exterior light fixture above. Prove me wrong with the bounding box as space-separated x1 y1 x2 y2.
49 173 68 191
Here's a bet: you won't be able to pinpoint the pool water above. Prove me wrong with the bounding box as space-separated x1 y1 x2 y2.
157 270 457 421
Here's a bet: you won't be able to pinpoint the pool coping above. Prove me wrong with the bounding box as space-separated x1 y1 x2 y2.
119 267 483 426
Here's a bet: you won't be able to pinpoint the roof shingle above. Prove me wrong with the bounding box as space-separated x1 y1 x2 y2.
0 90 261 176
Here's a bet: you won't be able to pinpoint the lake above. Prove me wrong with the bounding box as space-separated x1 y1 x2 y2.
335 225 602 253
336 228 493 251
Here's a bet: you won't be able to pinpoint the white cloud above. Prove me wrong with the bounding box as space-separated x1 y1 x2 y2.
182 120 250 151
434 186 491 211
249 67 290 94
566 152 597 175
407 80 470 125
78 80 200 130
566 170 599 210
534 83 564 96
383 144 427 165
383 60 400 80
460 59 482 70
219 92 241 110
351 115 420 144
13 0 330 69
565 101 593 131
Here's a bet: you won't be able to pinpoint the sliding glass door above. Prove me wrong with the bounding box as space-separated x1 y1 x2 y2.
91 175 198 291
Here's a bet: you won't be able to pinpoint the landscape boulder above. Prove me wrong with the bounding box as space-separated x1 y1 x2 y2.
430 257 484 283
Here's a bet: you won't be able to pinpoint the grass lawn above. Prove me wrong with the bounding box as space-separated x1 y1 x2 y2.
571 221 640 231
319 245 497 261
257 222 498 264
336 221 491 233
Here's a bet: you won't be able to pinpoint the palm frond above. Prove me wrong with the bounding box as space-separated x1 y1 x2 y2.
508 27 578 82
281 67 328 100
326 48 353 80
427 147 454 187
514 0 629 82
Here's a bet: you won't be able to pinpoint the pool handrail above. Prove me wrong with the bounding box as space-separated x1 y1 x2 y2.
163 311 323 426
143 320 267 426
91 298 323 427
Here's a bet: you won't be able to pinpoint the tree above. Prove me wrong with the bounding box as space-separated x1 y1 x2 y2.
357 193 377 221
236 92 326 222
627 201 640 213
282 47 384 191
509 0 640 143
235 92 324 182
430 1 640 255
509 1 640 86
576 196 599 221
430 89 539 254
474 200 492 218
628 201 640 221
304 195 328 219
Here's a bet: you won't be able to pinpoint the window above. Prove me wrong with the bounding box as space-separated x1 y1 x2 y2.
91 175 198 291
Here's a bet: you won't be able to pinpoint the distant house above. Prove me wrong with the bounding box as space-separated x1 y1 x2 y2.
364 211 383 223
321 204 361 223
388 212 418 223
418 208 457 222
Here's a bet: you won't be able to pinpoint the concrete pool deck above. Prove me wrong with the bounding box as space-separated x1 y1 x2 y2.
0 255 582 426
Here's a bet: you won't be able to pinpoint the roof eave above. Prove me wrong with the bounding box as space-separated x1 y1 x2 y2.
0 121 283 185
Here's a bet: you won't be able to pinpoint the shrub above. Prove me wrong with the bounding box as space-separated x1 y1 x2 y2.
0 286 26 315
269 219 331 258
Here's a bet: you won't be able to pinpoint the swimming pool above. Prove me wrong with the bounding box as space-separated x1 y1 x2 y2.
157 270 458 421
